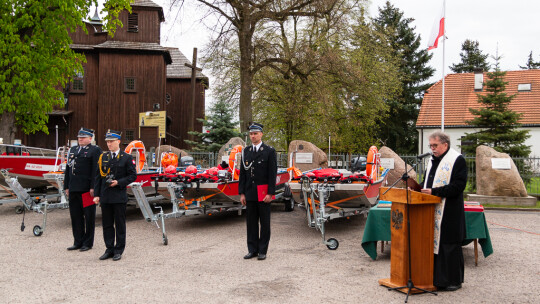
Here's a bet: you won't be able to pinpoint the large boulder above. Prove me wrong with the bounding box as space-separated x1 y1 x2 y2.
155 145 190 165
379 146 417 188
476 145 528 197
217 137 246 165
288 140 327 172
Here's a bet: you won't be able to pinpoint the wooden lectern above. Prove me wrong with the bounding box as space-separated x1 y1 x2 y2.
378 187 441 293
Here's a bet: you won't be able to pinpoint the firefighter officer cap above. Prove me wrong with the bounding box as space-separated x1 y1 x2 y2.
77 127 94 138
105 129 122 140
248 122 263 133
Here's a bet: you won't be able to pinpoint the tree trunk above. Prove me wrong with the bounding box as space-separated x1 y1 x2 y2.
0 112 16 144
238 8 254 134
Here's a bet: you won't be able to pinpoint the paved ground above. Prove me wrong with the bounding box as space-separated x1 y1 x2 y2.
0 200 538 304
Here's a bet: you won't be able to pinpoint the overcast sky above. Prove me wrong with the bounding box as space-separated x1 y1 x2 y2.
153 0 539 105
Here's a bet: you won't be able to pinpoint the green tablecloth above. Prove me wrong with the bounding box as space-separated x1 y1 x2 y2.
361 204 494 260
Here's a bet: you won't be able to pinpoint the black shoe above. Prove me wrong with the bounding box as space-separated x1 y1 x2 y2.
112 254 122 261
67 245 81 251
79 246 92 252
257 254 267 260
99 252 113 260
445 284 462 291
243 252 258 259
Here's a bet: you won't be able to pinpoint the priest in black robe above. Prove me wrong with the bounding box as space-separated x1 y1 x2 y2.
421 131 467 291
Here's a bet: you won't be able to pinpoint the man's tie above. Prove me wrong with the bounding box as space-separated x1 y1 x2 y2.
112 152 116 159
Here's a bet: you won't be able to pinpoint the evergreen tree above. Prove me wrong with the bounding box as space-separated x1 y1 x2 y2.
519 51 540 69
372 1 435 154
184 99 242 152
450 39 490 73
461 59 531 158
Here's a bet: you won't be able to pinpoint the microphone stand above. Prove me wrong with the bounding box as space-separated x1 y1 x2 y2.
384 159 437 303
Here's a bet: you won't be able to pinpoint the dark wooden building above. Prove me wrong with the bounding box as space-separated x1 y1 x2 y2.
19 0 206 150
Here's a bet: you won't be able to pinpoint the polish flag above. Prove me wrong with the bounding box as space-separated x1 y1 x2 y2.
428 4 445 50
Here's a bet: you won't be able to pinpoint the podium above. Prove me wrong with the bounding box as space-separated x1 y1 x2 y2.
378 187 441 293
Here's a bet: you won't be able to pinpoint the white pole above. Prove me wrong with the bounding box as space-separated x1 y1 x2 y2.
328 133 331 168
441 0 446 132
55 125 59 151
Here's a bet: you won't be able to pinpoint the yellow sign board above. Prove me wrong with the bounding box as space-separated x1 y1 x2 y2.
139 111 166 138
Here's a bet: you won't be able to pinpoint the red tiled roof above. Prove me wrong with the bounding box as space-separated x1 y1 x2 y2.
417 70 540 127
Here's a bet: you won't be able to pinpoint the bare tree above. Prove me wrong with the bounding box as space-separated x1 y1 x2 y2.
179 0 339 132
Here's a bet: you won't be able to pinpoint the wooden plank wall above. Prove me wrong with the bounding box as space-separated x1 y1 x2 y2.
165 79 206 149
113 10 160 43
71 23 107 45
95 52 167 148
66 52 100 141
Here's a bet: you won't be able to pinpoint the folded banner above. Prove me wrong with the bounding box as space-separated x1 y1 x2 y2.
257 184 275 202
82 192 94 208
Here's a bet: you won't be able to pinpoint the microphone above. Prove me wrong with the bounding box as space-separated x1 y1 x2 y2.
416 151 432 159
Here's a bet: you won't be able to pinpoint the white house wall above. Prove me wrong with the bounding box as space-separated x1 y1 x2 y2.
417 127 540 157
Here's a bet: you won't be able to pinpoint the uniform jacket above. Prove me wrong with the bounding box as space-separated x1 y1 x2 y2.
94 151 137 204
422 150 467 244
64 144 102 192
238 142 277 202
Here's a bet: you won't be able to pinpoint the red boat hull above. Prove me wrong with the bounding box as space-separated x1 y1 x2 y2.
0 156 61 188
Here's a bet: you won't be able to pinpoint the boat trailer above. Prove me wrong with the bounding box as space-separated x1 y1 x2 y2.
0 169 68 236
130 181 247 245
293 169 389 250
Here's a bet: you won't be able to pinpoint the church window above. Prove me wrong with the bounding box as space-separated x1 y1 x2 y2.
128 13 138 32
124 77 137 92
71 68 85 93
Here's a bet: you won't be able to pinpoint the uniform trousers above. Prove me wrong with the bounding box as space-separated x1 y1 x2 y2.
68 191 96 247
246 201 271 255
101 203 127 255
434 242 465 287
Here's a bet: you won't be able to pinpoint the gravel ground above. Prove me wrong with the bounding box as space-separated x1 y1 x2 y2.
0 201 538 304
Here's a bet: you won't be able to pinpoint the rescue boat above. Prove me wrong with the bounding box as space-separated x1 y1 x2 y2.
0 144 64 189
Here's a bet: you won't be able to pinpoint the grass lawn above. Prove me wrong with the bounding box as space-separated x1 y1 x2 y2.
483 200 540 209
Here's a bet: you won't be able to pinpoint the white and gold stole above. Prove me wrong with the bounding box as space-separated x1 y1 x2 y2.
423 148 460 254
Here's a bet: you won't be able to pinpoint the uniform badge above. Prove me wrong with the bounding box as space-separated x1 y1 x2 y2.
260 147 264 151
245 161 248 165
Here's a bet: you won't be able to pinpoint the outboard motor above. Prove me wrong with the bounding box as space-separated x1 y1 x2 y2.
350 156 367 172
180 156 194 167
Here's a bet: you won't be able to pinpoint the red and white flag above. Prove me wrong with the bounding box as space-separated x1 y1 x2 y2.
428 3 445 50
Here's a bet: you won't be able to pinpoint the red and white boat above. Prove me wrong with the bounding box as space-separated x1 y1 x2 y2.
0 144 64 189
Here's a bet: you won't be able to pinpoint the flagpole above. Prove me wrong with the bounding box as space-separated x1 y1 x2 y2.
441 0 446 132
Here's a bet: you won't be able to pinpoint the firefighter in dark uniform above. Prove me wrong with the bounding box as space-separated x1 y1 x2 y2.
239 123 277 261
93 130 137 261
64 127 102 252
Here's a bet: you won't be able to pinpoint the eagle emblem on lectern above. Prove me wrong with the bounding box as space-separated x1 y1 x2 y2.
391 209 403 230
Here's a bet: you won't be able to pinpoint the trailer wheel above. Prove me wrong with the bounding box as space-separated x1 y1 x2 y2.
284 199 294 212
33 225 43 237
326 238 339 250
15 206 24 214
162 233 168 245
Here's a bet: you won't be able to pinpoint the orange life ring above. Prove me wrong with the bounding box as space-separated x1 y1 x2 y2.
124 140 146 173
228 145 243 180
366 146 380 180
161 152 178 168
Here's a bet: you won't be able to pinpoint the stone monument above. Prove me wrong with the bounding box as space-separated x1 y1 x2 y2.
379 146 417 188
217 137 246 166
468 145 536 206
288 140 327 172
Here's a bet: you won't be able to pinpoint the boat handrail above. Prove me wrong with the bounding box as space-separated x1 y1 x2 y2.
0 143 57 157
53 146 67 172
